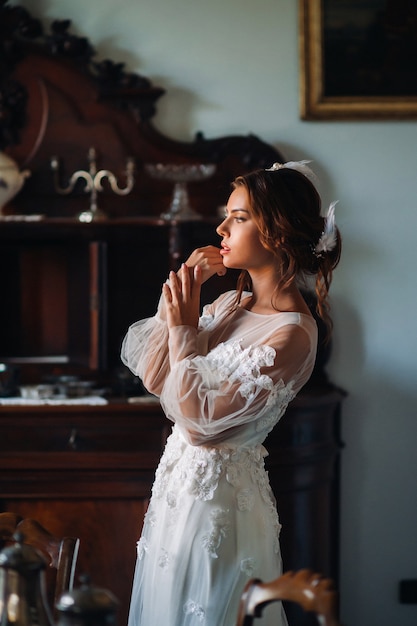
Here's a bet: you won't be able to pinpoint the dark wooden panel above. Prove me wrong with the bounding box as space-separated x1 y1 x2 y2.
1 498 147 626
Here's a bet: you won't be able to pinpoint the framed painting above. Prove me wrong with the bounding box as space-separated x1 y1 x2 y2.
299 0 417 120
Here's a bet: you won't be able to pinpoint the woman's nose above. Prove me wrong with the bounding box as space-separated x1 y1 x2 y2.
216 219 227 237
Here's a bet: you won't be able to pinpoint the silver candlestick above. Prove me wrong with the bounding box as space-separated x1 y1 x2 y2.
51 147 135 222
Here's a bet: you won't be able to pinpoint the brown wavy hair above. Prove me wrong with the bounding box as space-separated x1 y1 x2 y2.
231 167 342 338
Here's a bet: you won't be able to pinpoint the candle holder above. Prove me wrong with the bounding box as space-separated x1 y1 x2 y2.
145 163 216 221
51 147 135 222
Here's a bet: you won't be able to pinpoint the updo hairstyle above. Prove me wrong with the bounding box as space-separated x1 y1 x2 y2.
232 167 342 336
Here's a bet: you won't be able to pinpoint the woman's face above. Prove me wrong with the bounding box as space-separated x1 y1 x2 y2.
216 186 275 271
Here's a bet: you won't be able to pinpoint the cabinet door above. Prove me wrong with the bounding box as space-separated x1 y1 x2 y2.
0 240 90 366
1 497 146 626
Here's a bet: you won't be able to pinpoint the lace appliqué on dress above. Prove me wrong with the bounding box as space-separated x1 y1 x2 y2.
183 600 205 622
255 379 297 434
136 537 149 560
201 508 230 558
198 310 215 331
153 433 271 503
144 507 157 527
236 488 255 511
205 340 275 400
240 557 257 576
149 431 282 552
158 548 170 570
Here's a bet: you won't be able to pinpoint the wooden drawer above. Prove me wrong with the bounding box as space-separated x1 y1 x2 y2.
0 401 168 453
0 401 168 500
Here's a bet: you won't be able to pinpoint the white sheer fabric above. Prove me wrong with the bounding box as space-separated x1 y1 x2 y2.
121 290 318 626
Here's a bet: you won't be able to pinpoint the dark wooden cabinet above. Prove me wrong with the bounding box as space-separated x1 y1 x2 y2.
0 218 239 385
0 401 165 626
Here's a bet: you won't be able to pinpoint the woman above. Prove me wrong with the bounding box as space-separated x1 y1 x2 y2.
121 161 341 626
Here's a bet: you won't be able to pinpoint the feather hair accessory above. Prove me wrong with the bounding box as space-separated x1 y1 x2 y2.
314 200 338 257
265 160 318 185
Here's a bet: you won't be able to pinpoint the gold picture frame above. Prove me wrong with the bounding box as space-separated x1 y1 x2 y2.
299 0 417 120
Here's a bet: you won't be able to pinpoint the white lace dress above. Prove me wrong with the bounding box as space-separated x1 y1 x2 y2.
121 290 318 626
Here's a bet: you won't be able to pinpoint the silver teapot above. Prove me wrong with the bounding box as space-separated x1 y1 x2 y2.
56 575 118 626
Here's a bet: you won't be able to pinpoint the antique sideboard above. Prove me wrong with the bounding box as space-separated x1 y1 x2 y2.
0 4 344 625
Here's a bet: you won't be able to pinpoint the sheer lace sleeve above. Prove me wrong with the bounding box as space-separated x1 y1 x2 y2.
160 316 317 446
120 291 231 397
121 289 317 445
120 297 171 396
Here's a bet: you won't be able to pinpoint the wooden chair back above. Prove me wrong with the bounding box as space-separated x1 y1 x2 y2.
0 512 80 614
236 569 341 626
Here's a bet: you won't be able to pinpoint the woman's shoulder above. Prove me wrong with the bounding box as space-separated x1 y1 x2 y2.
275 312 318 345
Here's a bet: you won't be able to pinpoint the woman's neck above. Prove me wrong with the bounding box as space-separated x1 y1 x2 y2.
243 271 311 316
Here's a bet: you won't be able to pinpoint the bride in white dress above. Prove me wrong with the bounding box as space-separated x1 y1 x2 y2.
121 161 341 626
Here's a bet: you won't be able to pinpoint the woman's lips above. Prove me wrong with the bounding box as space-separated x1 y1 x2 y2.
220 244 230 255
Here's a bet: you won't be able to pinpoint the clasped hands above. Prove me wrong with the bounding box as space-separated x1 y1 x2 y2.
163 245 226 330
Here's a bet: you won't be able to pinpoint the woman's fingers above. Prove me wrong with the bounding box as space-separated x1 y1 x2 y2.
193 264 203 287
184 246 226 282
177 263 201 300
164 264 202 329
179 263 191 299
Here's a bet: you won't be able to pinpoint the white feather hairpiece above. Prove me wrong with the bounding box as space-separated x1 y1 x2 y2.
314 200 338 256
265 160 318 185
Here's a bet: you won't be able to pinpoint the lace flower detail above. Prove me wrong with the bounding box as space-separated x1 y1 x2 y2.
152 434 183 499
240 557 257 576
166 491 177 508
144 506 157 527
136 537 149 560
198 310 215 331
256 379 296 433
225 461 241 488
206 340 275 400
265 378 296 409
236 488 255 511
158 548 170 570
184 447 223 501
184 600 205 622
201 508 230 558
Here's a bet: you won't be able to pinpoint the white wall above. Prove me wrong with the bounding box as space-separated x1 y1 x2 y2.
10 1 417 625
